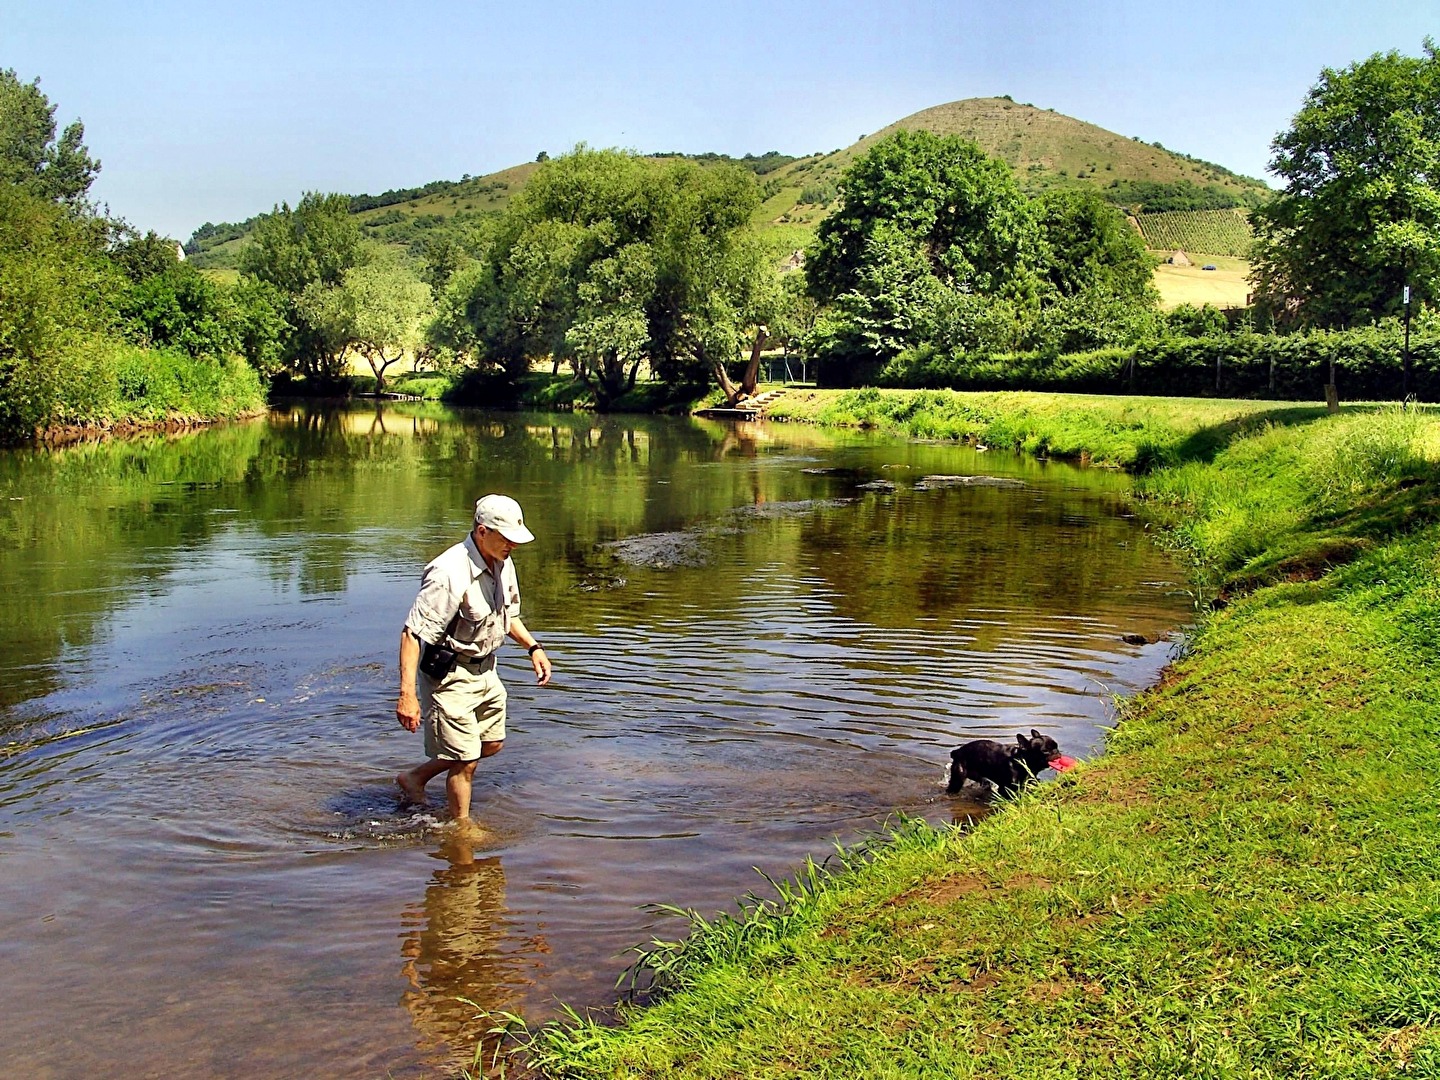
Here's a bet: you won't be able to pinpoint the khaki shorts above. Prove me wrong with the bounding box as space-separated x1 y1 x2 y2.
420 655 507 761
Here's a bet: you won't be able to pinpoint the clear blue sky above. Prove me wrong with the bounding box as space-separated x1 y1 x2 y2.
7 0 1438 240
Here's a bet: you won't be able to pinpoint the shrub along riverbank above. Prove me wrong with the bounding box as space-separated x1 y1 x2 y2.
520 389 1440 1079
22 343 269 442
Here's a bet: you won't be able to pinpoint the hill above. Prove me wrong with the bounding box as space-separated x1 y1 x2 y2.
186 97 1270 270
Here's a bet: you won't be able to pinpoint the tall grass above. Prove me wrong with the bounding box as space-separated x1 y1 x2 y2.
41 339 267 433
1139 406 1433 589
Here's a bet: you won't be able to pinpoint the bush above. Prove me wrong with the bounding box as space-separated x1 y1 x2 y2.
33 340 267 430
867 324 1440 401
95 342 267 422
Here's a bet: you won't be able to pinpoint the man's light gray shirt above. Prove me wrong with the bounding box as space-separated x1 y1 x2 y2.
404 533 521 659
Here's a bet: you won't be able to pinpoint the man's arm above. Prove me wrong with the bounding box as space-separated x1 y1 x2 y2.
397 629 423 730
508 616 552 686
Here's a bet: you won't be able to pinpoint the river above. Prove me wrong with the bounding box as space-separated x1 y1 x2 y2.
0 404 1190 1077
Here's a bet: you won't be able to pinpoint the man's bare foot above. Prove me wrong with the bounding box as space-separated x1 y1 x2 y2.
395 771 428 806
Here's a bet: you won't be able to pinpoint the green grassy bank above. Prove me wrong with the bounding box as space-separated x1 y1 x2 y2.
516 389 1440 1079
15 342 269 443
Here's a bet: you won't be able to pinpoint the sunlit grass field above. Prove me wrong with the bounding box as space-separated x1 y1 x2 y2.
1153 254 1252 310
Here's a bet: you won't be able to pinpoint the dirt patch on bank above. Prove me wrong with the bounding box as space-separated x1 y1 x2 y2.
33 409 268 447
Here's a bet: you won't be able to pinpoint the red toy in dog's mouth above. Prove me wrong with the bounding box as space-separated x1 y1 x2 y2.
1050 755 1078 772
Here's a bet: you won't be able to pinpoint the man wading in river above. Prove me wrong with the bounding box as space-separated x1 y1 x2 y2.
395 494 552 823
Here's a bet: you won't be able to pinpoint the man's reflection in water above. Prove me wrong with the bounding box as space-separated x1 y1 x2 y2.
399 828 530 1068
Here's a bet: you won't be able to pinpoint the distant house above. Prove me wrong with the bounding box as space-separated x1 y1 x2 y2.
175 244 186 262
1168 250 1191 267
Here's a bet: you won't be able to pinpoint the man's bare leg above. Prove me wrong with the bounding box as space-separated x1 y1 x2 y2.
443 741 504 821
396 758 449 805
444 759 480 819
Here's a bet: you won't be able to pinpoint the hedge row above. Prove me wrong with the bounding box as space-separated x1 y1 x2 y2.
866 328 1440 401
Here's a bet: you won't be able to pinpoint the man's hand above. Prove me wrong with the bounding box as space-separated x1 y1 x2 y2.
530 647 552 687
397 692 422 732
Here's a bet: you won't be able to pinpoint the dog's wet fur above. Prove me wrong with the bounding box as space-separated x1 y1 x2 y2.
946 730 1062 797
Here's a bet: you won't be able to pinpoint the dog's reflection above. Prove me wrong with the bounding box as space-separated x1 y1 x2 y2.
399 828 524 1066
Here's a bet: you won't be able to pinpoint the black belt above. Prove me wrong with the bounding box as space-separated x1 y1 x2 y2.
455 652 496 671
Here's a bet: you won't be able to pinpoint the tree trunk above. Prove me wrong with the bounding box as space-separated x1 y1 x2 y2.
367 347 404 395
739 325 768 398
714 326 769 406
712 354 740 402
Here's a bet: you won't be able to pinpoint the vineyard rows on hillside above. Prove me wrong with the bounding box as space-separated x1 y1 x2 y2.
1137 208 1254 257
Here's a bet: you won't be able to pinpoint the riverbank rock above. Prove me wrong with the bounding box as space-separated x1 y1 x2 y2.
602 531 711 568
913 474 1026 491
727 498 853 519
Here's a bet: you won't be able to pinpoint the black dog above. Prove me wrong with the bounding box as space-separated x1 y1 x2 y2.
946 730 1062 797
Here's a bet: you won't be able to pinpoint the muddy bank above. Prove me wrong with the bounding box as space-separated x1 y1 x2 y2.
32 408 270 447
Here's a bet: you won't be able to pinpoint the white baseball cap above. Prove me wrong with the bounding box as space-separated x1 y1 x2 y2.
474 494 535 544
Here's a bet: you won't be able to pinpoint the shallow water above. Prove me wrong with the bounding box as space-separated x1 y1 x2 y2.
0 404 1190 1077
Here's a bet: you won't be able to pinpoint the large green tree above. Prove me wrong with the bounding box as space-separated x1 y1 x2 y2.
0 186 115 436
456 148 771 408
808 130 1043 305
110 230 244 359
1031 189 1160 352
239 192 368 380
1251 41 1440 328
805 131 1045 374
0 69 99 208
342 258 434 393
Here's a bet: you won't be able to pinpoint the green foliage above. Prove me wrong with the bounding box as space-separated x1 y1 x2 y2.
1105 179 1264 213
0 185 115 438
342 257 434 390
805 131 1046 378
240 192 364 296
1166 303 1231 338
98 342 267 422
1251 41 1440 327
184 217 258 257
871 322 1440 401
1030 190 1161 353
116 263 243 359
0 73 267 440
809 129 1043 305
111 228 183 282
1035 190 1153 299
0 69 99 208
453 146 771 406
229 277 289 378
806 134 1164 376
238 192 369 381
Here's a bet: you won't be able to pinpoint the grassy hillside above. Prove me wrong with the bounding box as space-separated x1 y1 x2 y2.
751 98 1269 234
186 97 1271 271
